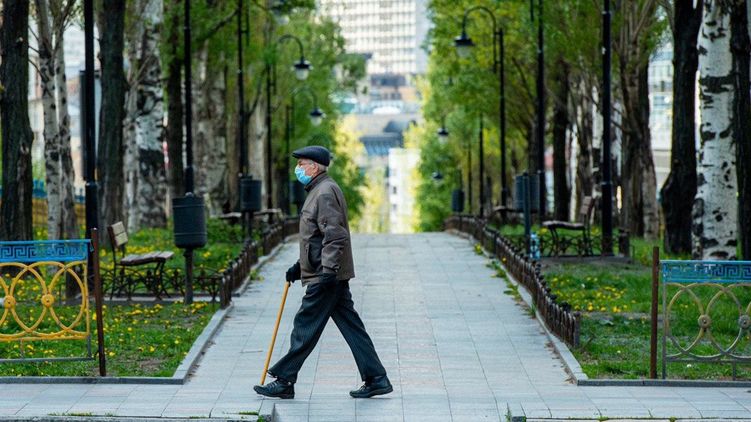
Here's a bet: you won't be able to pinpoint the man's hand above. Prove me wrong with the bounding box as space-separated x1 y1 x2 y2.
286 262 301 282
319 272 337 285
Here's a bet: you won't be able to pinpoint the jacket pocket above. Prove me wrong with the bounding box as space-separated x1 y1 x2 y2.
308 238 323 272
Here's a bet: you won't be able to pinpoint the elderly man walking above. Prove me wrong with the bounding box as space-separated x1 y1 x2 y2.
254 146 392 400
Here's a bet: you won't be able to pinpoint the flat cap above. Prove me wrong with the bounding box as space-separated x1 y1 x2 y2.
292 145 331 167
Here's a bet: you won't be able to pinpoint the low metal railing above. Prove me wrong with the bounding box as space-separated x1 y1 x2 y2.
652 256 751 379
445 214 581 347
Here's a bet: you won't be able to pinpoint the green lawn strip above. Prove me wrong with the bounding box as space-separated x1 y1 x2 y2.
543 241 751 380
0 301 216 377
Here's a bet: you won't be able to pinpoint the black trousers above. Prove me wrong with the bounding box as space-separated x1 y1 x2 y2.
268 280 386 384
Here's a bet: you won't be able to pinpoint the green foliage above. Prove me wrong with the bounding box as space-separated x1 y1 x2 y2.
328 122 365 222
413 122 455 231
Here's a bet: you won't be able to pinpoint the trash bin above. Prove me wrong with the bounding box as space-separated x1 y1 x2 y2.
451 189 465 213
240 176 262 213
173 194 207 249
514 173 539 212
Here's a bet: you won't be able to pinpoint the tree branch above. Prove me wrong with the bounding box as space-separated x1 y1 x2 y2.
28 56 42 75
510 57 536 105
196 10 239 45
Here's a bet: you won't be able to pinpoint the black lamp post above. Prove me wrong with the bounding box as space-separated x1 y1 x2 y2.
601 0 613 254
266 34 311 210
83 0 97 240
172 0 208 305
479 116 485 217
530 0 546 220
454 5 508 209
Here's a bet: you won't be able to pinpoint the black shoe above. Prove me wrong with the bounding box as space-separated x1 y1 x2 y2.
254 378 295 399
349 375 393 398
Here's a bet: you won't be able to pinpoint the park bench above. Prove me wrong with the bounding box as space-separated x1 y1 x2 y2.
655 258 751 379
107 221 174 299
542 196 595 257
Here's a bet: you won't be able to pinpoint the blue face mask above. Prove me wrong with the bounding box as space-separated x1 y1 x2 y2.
295 165 313 185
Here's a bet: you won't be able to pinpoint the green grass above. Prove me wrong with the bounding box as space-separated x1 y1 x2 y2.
0 301 216 377
543 240 751 380
100 219 247 274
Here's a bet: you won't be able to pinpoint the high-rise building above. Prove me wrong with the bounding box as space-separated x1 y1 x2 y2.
318 0 428 76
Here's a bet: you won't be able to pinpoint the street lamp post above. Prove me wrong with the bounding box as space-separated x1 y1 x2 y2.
171 0 208 306
83 0 97 240
479 116 485 218
454 5 508 211
466 133 473 215
265 34 311 210
530 0 546 220
601 0 613 255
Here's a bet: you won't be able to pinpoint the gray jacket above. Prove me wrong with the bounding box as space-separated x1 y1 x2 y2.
298 172 355 285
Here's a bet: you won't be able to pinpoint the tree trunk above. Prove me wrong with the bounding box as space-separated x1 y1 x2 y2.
98 0 127 236
552 59 571 221
205 65 229 215
166 0 185 202
194 44 209 205
125 0 167 231
54 28 78 242
0 0 34 241
731 0 750 260
574 79 594 213
620 63 659 238
693 0 738 260
34 0 63 240
661 0 702 255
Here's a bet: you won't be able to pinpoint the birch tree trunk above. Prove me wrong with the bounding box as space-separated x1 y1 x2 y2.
574 79 594 213
693 0 738 260
194 43 229 216
552 59 571 221
53 23 78 241
125 0 167 231
34 0 62 240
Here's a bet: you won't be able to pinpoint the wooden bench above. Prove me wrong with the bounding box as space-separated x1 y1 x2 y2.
542 196 595 256
107 222 174 299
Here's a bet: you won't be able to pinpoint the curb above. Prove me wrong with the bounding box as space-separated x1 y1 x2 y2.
577 378 751 387
173 301 234 380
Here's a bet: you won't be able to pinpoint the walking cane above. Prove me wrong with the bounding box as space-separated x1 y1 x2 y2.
260 281 291 385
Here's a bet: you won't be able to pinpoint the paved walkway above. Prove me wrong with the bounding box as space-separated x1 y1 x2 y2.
0 233 750 421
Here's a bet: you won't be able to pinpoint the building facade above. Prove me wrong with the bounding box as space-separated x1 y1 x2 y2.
318 0 428 76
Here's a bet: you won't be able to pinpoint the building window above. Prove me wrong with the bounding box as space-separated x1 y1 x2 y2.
392 186 397 194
